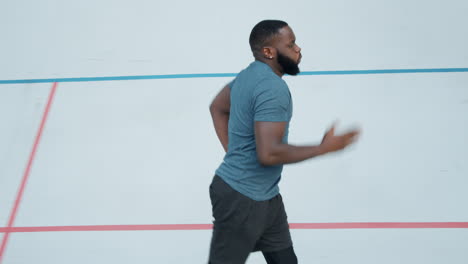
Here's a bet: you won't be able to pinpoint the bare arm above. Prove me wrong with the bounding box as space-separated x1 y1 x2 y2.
209 84 230 152
255 121 360 166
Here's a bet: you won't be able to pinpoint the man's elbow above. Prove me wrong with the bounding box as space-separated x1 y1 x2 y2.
210 103 229 115
209 102 220 115
257 151 278 166
209 102 215 114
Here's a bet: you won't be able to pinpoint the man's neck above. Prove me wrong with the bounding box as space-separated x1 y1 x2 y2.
255 58 284 77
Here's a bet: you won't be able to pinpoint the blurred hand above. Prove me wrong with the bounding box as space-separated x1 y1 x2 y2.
320 123 360 154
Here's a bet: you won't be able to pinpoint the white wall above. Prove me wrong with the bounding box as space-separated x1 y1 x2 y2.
1 0 467 263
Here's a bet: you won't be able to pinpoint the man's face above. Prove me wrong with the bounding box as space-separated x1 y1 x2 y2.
273 26 302 75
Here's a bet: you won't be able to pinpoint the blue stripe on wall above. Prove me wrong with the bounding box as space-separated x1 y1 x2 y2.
1 68 467 84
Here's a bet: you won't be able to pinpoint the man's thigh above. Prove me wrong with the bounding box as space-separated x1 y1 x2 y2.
208 176 258 264
262 246 298 264
254 194 293 253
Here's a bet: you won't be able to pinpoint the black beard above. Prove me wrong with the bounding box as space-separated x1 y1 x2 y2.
277 52 300 76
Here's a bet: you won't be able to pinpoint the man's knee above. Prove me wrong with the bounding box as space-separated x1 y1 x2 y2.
262 246 298 264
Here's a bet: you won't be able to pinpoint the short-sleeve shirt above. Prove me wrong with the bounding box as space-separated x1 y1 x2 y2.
215 60 293 201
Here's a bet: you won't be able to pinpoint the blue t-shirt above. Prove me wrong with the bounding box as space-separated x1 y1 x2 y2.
215 60 293 201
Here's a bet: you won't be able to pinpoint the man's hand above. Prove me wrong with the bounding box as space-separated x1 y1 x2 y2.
319 124 360 154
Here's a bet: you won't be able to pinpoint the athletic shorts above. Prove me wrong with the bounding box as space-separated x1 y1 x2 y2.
208 175 292 264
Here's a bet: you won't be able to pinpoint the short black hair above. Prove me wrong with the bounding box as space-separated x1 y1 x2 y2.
249 20 288 57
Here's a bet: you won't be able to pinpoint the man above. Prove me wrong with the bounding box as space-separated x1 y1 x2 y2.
208 20 360 264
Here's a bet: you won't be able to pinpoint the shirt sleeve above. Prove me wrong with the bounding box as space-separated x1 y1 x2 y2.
253 79 291 122
228 78 236 89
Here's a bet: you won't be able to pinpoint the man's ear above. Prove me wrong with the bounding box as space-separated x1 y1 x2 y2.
261 46 277 60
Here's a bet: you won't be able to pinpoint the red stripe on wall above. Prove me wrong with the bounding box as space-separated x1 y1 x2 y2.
1 222 467 234
0 83 58 263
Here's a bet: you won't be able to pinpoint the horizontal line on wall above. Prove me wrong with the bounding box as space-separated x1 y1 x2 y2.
1 222 467 233
1 68 467 84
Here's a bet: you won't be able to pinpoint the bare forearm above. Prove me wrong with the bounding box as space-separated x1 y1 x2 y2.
255 120 360 167
210 110 229 152
259 143 327 166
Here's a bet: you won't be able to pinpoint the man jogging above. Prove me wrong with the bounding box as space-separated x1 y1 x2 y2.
208 20 360 264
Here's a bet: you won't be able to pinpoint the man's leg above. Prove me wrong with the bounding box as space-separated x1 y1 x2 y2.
262 246 298 264
209 224 254 264
208 175 257 264
255 194 297 263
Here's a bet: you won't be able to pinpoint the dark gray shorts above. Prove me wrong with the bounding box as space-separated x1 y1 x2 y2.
208 175 292 264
